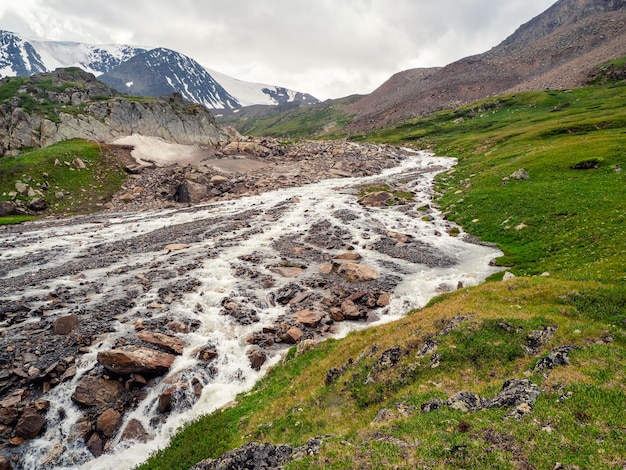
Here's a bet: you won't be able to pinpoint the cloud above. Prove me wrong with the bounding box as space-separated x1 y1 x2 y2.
0 0 556 99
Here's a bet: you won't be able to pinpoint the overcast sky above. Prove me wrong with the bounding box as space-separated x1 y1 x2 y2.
1 0 557 100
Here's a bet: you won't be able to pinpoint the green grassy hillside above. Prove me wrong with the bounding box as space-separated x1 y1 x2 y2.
138 78 626 469
0 139 128 220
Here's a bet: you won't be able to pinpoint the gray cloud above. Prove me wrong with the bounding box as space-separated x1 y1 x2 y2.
1 0 556 99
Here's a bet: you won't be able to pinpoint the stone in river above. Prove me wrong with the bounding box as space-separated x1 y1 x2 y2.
97 348 175 376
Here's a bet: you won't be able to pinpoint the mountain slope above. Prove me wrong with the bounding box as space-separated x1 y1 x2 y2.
346 0 626 131
0 30 319 109
99 48 240 109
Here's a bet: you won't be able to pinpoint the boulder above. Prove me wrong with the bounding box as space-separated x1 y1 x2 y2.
175 180 207 203
0 407 19 426
285 327 304 344
96 408 122 438
14 407 46 439
357 191 394 207
0 201 16 216
247 348 267 371
292 309 325 327
510 169 530 180
71 376 124 408
52 314 79 335
270 266 305 278
337 262 379 282
341 299 362 320
97 347 175 376
222 141 270 157
120 418 148 443
86 432 104 457
158 388 175 414
26 198 47 212
136 331 185 355
0 456 12 470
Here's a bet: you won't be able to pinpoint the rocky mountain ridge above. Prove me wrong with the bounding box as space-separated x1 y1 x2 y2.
0 30 319 110
0 68 229 156
346 0 626 131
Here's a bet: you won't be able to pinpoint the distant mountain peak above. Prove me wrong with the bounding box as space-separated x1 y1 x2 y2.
0 30 319 109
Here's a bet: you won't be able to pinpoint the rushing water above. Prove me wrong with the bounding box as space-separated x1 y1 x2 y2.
1 150 501 469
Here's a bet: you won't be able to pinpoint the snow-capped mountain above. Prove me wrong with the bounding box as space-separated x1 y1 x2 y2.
0 30 319 109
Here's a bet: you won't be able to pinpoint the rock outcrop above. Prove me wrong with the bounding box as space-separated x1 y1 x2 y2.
0 68 229 155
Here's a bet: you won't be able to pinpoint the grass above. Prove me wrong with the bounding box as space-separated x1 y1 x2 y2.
219 96 357 139
134 78 626 469
0 139 128 218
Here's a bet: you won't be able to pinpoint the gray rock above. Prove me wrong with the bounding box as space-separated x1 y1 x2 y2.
534 346 576 371
0 201 16 216
26 198 47 212
421 397 444 413
485 378 541 409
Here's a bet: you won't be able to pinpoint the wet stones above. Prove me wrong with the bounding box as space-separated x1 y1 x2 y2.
136 331 185 355
292 309 326 327
96 348 175 376
337 262 380 282
71 377 124 408
52 314 79 336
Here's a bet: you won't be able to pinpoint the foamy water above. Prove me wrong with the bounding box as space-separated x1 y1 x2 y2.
1 149 501 469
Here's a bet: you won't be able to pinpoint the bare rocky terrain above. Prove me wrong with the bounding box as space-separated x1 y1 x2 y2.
345 0 626 131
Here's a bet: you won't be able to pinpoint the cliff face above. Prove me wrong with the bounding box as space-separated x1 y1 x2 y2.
0 68 229 155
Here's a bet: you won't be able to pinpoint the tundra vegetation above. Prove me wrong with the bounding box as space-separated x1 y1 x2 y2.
137 61 626 469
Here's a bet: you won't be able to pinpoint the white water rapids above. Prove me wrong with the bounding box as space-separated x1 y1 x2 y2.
0 150 501 469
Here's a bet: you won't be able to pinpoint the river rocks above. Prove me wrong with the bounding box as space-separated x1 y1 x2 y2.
358 191 395 207
14 407 46 439
120 419 148 443
285 327 304 344
247 348 267 371
292 309 326 327
52 314 79 335
337 262 380 282
136 331 185 355
71 377 124 408
96 408 122 438
97 348 175 376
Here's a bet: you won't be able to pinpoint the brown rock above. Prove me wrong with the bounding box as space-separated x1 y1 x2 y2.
269 266 305 278
195 346 218 362
120 419 148 443
97 348 175 376
318 263 334 275
158 388 175 414
14 407 46 439
87 432 104 457
376 292 392 307
337 262 379 282
285 327 304 344
0 456 12 470
329 307 345 322
136 331 185 355
341 299 362 320
387 231 413 244
53 314 79 335
333 252 362 261
0 407 18 426
247 348 267 371
96 408 122 438
357 191 394 207
293 309 325 327
71 376 123 408
0 389 27 408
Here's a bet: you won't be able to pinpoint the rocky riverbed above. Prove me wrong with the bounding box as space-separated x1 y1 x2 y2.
0 143 501 470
